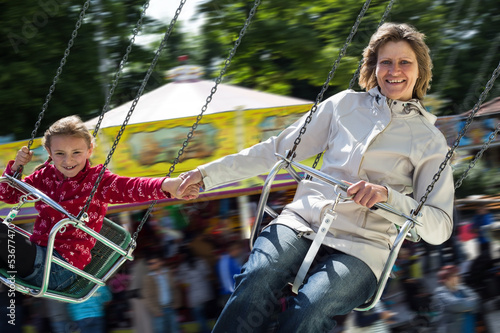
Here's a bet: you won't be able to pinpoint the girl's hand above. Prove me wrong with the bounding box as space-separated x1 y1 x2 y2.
177 183 200 200
346 180 388 208
177 169 204 198
12 146 33 172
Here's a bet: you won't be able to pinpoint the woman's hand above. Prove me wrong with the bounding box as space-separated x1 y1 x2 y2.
177 169 204 198
162 177 199 200
346 180 388 208
12 146 33 172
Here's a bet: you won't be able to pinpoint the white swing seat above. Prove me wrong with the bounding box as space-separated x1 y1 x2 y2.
0 175 134 303
250 154 421 311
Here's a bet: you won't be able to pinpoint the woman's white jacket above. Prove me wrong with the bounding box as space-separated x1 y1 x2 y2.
198 87 454 280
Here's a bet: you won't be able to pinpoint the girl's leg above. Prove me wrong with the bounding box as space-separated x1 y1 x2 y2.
0 222 37 277
1 222 76 290
277 248 377 333
21 245 76 290
212 224 311 333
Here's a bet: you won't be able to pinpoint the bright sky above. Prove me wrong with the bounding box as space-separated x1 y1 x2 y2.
146 0 204 34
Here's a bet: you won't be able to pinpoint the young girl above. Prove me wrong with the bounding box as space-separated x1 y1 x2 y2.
0 115 199 291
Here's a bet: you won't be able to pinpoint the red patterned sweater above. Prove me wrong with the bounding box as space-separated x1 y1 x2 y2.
0 160 170 270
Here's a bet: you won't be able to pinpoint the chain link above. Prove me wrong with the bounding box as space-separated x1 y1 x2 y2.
131 0 262 245
292 2 499 219
453 61 500 189
27 0 92 151
92 0 151 137
413 60 500 216
79 0 187 222
348 0 396 90
13 0 92 178
290 0 372 168
309 0 395 174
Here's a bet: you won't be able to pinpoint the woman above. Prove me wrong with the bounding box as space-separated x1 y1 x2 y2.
432 265 479 333
177 22 454 332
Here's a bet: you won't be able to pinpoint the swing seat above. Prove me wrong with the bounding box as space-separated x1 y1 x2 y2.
0 175 134 303
0 217 132 303
250 154 421 311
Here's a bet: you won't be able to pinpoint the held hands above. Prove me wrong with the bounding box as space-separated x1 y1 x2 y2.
177 169 204 199
346 180 388 208
12 146 33 172
162 177 200 200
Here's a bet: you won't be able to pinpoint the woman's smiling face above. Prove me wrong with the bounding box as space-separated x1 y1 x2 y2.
47 135 93 178
375 40 419 101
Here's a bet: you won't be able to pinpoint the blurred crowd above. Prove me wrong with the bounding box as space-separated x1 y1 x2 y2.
338 204 500 333
0 195 255 333
0 194 499 333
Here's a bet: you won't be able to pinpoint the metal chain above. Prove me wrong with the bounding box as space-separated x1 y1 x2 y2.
413 60 500 216
92 0 151 137
460 33 500 112
348 0 395 90
455 122 499 188
309 0 394 174
434 0 480 97
453 61 500 189
289 0 372 167
78 0 187 221
14 0 92 178
429 0 465 62
130 0 263 248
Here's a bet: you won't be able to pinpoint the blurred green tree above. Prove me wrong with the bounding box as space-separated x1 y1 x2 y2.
0 0 187 140
195 0 499 115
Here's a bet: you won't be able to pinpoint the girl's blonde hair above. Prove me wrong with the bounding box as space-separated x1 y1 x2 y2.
42 115 94 151
34 116 93 172
358 22 432 100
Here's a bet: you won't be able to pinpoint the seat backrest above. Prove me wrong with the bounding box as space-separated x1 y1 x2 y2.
55 217 132 298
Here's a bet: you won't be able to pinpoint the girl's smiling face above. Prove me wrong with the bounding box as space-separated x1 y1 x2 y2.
47 135 93 178
376 40 419 101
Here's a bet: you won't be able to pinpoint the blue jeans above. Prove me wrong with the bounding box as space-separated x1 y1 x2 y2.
152 306 180 333
212 224 377 333
22 245 77 291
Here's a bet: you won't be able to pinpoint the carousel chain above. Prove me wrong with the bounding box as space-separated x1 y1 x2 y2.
289 0 372 163
309 0 395 174
454 62 500 189
460 33 500 113
413 60 500 216
92 0 151 137
429 0 465 62
348 0 396 90
14 0 92 179
434 0 480 97
167 0 262 178
455 122 499 189
132 0 263 245
78 0 187 221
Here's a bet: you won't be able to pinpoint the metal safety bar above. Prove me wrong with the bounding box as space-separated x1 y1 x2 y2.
249 154 422 311
0 176 134 303
354 218 414 311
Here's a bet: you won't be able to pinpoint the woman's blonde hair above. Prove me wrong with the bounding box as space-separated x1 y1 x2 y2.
358 22 432 100
42 115 94 151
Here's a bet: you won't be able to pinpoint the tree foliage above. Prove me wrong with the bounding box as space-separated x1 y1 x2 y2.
196 0 500 113
1 0 499 142
0 0 185 140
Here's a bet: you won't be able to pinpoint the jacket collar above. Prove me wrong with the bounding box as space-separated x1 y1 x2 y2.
368 87 437 124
